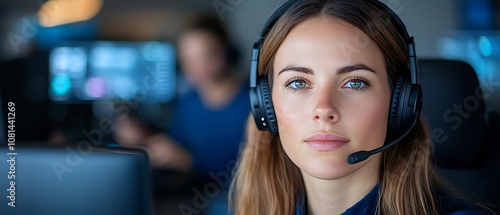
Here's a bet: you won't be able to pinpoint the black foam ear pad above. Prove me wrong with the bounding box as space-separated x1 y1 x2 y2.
387 73 422 139
387 74 405 137
250 76 278 135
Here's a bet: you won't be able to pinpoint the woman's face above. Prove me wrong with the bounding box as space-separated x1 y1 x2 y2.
178 30 226 87
273 17 391 180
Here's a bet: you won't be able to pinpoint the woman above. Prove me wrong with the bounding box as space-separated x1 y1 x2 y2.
229 0 490 214
171 13 249 179
168 15 250 214
114 14 249 215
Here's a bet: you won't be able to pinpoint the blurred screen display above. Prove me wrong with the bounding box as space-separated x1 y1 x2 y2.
439 32 500 87
49 41 176 103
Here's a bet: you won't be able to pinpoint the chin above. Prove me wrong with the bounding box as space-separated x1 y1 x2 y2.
299 156 357 180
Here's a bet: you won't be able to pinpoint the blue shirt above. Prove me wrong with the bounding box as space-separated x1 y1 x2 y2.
167 85 250 179
295 184 488 215
295 184 379 215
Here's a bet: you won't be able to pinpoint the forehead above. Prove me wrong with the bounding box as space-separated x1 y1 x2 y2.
275 17 385 71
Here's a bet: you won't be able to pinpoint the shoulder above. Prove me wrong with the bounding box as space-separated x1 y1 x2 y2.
172 90 202 109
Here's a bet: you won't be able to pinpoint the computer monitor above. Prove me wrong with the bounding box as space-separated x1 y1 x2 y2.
438 31 500 86
48 41 176 103
0 144 153 215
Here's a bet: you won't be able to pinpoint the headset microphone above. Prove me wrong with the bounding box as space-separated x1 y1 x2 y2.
347 114 418 165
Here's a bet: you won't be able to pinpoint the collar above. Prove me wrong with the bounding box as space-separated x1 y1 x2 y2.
296 184 379 215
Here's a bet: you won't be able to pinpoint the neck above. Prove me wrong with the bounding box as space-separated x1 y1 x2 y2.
301 155 380 215
197 74 240 109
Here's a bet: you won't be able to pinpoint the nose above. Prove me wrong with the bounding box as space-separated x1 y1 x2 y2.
312 90 339 123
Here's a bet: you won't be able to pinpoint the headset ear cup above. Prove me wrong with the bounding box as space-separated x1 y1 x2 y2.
387 74 405 138
250 76 279 135
259 78 278 135
387 72 422 140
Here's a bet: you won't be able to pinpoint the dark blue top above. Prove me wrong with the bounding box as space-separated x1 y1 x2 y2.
295 184 488 215
295 184 379 215
167 85 250 179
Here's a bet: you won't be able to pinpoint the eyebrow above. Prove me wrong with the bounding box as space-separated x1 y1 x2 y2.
278 63 377 76
338 63 377 75
278 66 313 75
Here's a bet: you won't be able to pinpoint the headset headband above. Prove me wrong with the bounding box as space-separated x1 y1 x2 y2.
249 0 422 139
259 0 409 44
253 0 419 84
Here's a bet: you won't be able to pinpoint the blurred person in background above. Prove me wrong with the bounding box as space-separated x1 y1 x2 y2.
170 13 249 177
168 14 250 214
113 14 249 215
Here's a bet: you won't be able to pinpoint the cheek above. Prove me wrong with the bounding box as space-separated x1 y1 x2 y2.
272 90 309 154
343 92 390 147
273 90 308 135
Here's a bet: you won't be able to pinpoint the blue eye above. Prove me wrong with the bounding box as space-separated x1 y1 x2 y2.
343 78 370 90
345 80 364 89
285 78 310 92
290 80 308 89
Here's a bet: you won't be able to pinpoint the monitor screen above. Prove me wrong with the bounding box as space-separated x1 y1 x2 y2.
0 145 152 215
439 32 500 87
49 41 176 103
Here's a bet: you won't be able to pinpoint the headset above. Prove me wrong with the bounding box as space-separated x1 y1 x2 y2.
249 0 423 164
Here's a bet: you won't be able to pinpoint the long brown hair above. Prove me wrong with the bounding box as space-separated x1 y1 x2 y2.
231 0 440 214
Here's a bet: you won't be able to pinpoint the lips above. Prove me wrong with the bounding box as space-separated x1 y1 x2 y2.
304 133 349 151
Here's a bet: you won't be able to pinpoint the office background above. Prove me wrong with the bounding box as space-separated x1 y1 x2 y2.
1 0 499 108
